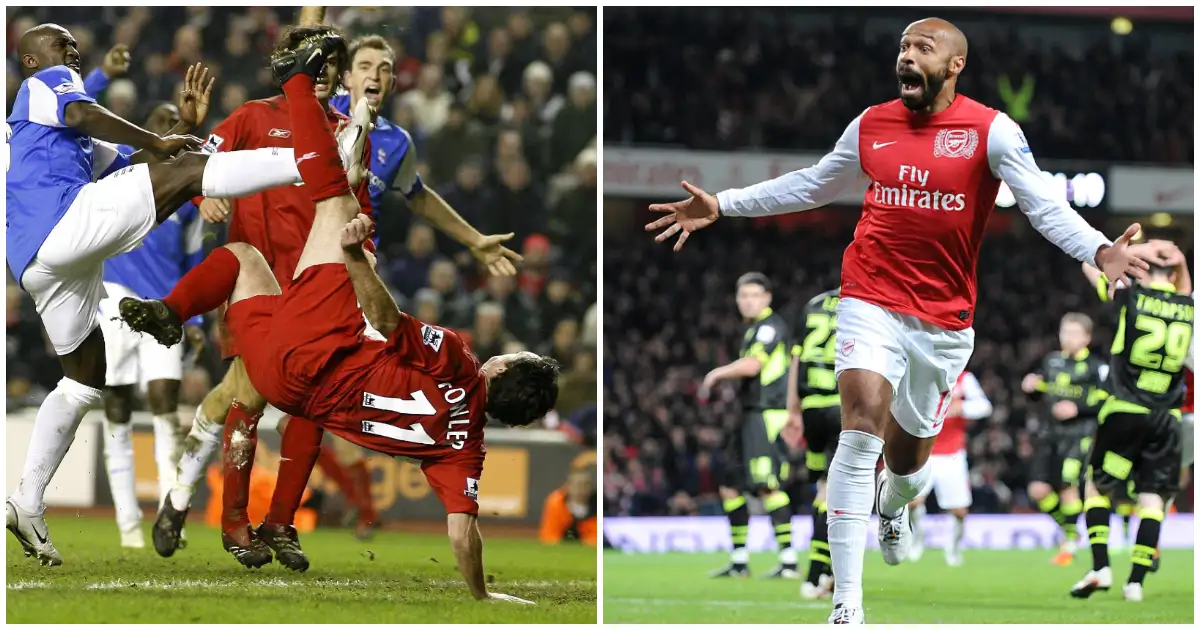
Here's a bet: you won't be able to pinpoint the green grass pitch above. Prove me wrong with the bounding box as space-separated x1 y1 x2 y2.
603 549 1194 624
7 516 596 624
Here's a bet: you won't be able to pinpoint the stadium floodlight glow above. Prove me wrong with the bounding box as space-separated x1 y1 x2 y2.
994 171 1106 209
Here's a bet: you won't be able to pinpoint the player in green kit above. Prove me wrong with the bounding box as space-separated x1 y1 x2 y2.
1020 312 1110 566
787 288 840 598
700 272 798 579
1071 241 1193 602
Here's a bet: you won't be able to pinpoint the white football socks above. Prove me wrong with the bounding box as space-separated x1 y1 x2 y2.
169 408 224 511
102 420 142 533
879 464 931 518
12 378 101 514
952 515 965 553
151 414 183 508
201 148 302 198
826 430 884 608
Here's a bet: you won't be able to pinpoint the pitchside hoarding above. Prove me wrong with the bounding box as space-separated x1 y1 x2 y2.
604 515 1195 553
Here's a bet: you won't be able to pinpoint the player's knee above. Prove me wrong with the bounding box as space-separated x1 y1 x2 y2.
718 486 741 501
1027 481 1051 501
145 380 179 416
951 508 968 519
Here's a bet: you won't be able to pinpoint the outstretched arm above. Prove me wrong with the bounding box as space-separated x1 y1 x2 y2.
448 513 534 604
342 214 402 336
714 112 868 218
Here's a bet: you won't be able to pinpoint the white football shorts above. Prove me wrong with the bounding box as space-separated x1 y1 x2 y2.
20 164 157 355
834 297 975 439
97 282 184 386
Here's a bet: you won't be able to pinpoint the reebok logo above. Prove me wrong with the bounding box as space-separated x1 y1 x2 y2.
295 152 319 165
872 141 897 150
268 128 292 138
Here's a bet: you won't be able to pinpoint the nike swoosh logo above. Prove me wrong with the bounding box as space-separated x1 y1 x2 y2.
873 141 898 150
30 518 48 545
306 50 322 66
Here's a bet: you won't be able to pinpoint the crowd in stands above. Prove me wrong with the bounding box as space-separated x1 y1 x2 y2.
603 7 1193 163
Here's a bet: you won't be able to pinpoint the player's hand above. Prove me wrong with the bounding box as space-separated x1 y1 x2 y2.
341 213 375 254
1051 400 1078 421
646 181 721 252
947 399 964 418
1095 224 1151 300
151 134 203 159
184 324 206 359
468 233 523 277
177 63 215 131
1020 373 1042 394
199 197 232 223
487 593 535 605
101 44 132 79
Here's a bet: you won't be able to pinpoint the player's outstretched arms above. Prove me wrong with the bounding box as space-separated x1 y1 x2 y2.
341 213 402 336
647 114 867 251
447 512 535 605
410 188 522 276
64 100 201 160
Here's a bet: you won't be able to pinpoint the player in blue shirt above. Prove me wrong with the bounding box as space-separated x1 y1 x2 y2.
93 103 209 549
4 24 346 565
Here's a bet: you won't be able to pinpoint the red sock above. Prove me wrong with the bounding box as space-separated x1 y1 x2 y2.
265 416 324 526
280 74 350 202
347 460 378 525
220 402 262 533
163 246 240 321
316 444 354 498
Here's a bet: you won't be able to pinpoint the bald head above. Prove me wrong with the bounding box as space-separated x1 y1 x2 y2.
904 18 968 60
18 23 81 77
896 18 968 113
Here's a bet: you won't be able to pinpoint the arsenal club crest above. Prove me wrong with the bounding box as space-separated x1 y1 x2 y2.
933 129 979 159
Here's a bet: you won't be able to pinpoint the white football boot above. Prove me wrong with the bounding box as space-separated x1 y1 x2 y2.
1122 582 1143 602
876 470 912 565
828 603 864 624
6 500 63 566
1070 566 1113 598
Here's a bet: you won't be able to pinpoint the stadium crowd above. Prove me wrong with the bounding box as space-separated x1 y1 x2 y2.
6 6 598 428
603 7 1193 163
603 7 1194 517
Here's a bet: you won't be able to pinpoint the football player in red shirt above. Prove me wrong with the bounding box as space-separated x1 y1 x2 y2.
123 34 550 603
646 17 1154 623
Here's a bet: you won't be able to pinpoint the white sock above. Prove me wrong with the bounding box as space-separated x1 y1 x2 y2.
152 414 183 509
12 378 101 514
169 408 223 511
952 515 965 552
911 502 927 539
779 546 798 566
827 430 884 608
102 420 141 532
201 148 301 198
731 547 749 564
879 464 931 518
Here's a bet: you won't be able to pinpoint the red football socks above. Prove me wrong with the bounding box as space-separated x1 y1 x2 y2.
220 402 262 534
265 416 325 526
346 460 378 525
163 246 240 321
280 74 350 203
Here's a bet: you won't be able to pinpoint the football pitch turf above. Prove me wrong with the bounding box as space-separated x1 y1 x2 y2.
603 549 1195 624
7 516 596 624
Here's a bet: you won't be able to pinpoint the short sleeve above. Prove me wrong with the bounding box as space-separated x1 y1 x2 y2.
26 66 94 128
202 105 253 154
386 314 471 380
392 128 425 199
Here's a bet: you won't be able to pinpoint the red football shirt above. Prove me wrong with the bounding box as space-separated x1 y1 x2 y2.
716 95 1111 331
315 312 489 464
931 371 991 455
200 95 374 287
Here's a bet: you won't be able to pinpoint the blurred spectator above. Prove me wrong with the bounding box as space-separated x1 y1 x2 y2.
522 61 564 126
388 223 440 299
469 302 517 362
495 159 545 243
427 259 475 330
473 274 539 344
427 104 488 186
549 72 596 175
399 64 454 135
539 457 597 546
518 234 553 298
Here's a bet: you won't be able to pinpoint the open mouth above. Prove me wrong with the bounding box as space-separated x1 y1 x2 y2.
897 70 924 97
364 85 382 102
